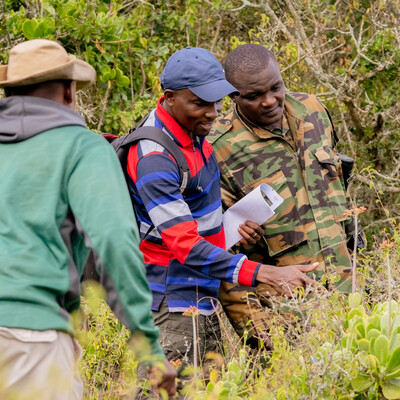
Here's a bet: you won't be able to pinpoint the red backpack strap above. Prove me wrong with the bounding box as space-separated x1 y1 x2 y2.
102 133 118 142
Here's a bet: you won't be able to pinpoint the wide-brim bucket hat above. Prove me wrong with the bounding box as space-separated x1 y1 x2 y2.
0 39 96 90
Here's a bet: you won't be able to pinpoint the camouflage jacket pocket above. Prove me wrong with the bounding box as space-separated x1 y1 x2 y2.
246 170 308 258
313 147 348 223
313 146 346 183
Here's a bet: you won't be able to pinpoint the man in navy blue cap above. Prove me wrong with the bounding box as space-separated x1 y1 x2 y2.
127 47 319 391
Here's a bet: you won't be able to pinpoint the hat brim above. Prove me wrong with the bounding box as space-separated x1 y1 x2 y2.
0 56 96 90
189 79 239 102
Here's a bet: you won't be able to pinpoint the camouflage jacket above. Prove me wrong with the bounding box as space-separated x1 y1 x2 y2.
208 92 354 345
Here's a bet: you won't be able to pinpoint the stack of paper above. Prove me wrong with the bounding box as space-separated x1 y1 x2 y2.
223 184 283 250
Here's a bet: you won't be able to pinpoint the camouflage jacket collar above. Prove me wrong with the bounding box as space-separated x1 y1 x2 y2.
212 92 308 140
235 104 292 141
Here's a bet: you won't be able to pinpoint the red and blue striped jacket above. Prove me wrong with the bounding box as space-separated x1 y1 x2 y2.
127 97 260 315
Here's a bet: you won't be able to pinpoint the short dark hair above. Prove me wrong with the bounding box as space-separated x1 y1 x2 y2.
4 83 42 97
225 44 277 84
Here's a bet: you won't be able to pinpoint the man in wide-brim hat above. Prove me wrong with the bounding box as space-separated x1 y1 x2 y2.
0 39 176 399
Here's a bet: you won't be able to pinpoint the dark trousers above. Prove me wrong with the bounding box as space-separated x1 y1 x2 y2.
136 299 222 398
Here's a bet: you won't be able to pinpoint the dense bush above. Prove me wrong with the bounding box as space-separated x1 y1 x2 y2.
0 0 258 132
1 2 400 397
79 225 400 399
1 0 399 239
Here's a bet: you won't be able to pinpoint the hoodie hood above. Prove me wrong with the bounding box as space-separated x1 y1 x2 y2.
0 96 87 143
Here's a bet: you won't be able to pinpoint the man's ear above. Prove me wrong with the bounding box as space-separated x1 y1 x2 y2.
63 81 75 107
229 93 237 103
163 89 175 106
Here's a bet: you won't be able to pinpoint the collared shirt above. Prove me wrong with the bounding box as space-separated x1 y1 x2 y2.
126 97 260 315
235 105 295 148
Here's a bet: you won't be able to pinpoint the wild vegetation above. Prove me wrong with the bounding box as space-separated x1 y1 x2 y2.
1 0 399 238
78 229 400 399
1 0 400 398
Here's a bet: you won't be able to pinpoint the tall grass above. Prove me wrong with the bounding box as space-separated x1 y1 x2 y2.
79 225 400 399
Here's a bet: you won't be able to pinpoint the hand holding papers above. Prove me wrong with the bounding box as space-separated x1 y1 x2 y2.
223 184 283 250
222 184 320 297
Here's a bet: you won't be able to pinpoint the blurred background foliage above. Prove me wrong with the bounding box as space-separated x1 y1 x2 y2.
1 0 399 241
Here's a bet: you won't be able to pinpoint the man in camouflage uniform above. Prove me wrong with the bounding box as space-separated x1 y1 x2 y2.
208 44 354 347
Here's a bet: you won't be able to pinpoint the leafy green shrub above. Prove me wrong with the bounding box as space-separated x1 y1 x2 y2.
77 233 400 399
0 0 262 135
342 293 400 399
77 284 137 399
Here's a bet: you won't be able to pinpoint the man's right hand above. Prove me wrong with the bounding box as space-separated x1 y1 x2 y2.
256 263 319 297
148 358 177 398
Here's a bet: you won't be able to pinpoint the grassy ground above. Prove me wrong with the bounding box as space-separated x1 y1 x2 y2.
79 225 400 399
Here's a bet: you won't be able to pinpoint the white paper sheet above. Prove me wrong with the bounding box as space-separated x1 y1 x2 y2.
223 183 283 250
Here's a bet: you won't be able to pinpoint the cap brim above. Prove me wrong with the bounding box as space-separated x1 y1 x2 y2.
189 79 239 102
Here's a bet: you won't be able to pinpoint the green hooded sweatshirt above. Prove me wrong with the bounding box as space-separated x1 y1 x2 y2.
0 96 163 359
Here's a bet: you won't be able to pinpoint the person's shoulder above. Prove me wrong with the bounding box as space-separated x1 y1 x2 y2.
54 125 116 158
286 92 327 114
53 124 99 137
66 125 109 144
208 111 234 145
208 110 245 146
135 110 175 157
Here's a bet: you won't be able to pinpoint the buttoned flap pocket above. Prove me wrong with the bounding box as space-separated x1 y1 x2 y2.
243 169 308 257
313 147 348 223
314 147 336 164
313 147 340 178
314 147 346 183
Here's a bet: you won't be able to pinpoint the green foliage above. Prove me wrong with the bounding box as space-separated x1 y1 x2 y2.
77 284 137 399
75 226 400 399
2 0 399 235
341 296 400 399
0 0 259 134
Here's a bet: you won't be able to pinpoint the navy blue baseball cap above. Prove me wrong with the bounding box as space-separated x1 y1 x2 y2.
160 47 238 102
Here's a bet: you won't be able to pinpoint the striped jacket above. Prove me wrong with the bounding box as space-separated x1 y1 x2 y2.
126 97 260 315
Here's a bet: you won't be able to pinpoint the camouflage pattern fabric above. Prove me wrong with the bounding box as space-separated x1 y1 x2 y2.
208 92 354 345
218 281 274 350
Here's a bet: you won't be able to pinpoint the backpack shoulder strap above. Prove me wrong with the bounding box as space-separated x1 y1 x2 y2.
119 126 191 242
117 126 191 193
